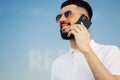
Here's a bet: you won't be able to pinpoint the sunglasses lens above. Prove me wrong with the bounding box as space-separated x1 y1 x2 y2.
56 14 61 22
56 11 72 22
64 11 72 18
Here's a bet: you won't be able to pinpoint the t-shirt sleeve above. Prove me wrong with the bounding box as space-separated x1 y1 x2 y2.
105 46 120 75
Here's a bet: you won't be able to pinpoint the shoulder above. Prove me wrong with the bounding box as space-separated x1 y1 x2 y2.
91 40 120 55
98 43 119 52
108 45 120 56
93 40 119 51
93 40 120 56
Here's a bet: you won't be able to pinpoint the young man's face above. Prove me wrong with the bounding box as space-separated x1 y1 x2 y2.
57 4 88 40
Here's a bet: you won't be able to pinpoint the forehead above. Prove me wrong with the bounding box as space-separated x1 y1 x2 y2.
61 4 77 13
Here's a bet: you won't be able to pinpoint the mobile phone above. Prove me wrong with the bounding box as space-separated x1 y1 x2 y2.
75 14 92 29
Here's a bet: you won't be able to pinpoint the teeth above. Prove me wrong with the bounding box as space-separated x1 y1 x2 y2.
62 24 68 27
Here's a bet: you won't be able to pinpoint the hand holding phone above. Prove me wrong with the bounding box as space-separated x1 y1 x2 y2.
75 14 92 29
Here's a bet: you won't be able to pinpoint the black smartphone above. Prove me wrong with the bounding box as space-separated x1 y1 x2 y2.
75 14 92 29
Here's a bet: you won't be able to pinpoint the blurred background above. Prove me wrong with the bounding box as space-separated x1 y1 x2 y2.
0 0 120 80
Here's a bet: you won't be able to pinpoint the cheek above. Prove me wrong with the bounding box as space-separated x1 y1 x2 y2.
69 15 80 24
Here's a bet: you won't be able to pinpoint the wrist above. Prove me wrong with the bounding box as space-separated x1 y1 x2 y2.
79 46 93 54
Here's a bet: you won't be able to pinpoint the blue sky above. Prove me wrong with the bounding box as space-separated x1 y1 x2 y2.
0 0 120 80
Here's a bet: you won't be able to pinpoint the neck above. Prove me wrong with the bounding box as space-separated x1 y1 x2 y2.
70 39 78 50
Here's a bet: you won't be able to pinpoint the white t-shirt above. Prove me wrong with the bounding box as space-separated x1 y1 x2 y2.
51 40 120 80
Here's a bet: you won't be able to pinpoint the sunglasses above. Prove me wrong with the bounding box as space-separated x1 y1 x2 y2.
56 10 72 22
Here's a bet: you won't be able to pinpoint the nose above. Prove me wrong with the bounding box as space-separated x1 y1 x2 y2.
59 14 67 23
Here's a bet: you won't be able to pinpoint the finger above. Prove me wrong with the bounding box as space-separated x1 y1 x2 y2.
81 22 87 30
81 22 90 35
67 30 72 37
71 25 81 33
67 29 77 37
72 24 85 32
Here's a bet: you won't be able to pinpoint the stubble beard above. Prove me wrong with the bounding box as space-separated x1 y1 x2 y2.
60 30 74 40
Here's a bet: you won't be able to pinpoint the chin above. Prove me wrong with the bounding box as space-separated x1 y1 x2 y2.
60 30 74 40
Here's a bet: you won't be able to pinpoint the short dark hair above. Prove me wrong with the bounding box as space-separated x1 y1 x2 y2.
61 0 93 20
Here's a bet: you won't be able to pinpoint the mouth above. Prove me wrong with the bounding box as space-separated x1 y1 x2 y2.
60 23 71 32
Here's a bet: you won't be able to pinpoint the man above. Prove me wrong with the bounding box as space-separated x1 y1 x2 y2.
51 0 120 80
